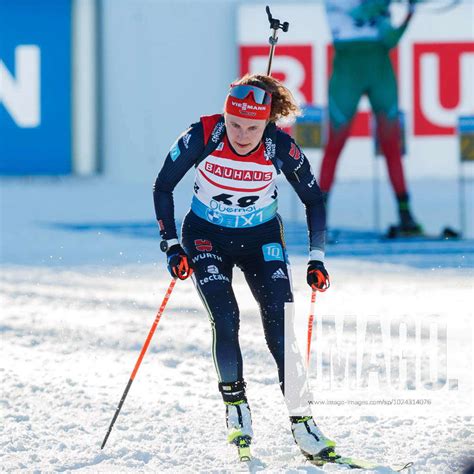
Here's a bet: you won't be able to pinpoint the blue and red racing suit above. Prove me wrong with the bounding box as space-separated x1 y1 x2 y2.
153 114 326 392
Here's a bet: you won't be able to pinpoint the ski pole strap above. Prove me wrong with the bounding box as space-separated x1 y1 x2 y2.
308 269 330 292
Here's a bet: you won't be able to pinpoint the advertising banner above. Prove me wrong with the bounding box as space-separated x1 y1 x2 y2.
0 0 72 175
238 3 474 179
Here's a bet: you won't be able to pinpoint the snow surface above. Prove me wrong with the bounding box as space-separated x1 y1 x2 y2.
1 177 473 473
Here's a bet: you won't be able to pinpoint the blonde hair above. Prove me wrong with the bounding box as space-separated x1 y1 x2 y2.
232 73 301 123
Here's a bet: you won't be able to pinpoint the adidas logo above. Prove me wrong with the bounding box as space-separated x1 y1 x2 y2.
271 268 288 281
182 133 191 149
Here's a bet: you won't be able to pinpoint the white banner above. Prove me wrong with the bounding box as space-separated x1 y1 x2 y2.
238 3 474 179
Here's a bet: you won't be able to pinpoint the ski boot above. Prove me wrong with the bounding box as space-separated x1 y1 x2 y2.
387 216 424 238
290 416 336 461
225 401 253 461
219 381 253 462
399 210 423 235
389 194 424 238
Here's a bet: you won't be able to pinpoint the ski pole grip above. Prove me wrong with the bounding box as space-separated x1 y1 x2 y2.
266 5 290 32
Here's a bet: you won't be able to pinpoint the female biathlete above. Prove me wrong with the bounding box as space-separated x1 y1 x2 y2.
153 74 333 460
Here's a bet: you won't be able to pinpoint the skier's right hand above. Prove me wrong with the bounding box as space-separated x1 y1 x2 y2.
166 244 193 280
307 260 330 292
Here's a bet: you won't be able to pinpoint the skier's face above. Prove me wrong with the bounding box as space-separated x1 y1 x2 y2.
224 114 267 155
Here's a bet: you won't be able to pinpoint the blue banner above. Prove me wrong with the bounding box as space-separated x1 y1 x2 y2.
458 116 474 133
0 0 71 175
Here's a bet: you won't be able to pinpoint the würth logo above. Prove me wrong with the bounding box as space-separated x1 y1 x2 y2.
195 239 213 252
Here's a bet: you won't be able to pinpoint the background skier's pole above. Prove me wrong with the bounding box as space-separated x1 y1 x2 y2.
101 278 177 449
265 5 289 76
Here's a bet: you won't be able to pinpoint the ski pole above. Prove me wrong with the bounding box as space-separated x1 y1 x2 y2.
306 275 330 368
265 5 289 75
306 289 317 367
101 277 177 449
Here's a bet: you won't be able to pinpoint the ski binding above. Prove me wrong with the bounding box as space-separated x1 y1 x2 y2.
235 436 252 462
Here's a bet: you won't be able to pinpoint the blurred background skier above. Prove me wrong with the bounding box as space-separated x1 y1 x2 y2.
320 0 423 236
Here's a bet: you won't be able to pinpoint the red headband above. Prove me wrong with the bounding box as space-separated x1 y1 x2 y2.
225 88 272 120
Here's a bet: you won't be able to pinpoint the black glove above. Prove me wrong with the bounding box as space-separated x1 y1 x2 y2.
166 244 193 280
306 260 330 291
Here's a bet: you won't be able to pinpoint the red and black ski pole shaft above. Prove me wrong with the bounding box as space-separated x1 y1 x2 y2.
101 278 177 449
307 275 330 368
306 289 317 367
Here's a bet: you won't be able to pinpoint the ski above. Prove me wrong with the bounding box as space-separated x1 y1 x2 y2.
306 448 413 471
325 226 461 245
385 225 460 241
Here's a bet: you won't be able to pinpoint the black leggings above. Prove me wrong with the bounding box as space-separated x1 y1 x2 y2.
182 212 293 385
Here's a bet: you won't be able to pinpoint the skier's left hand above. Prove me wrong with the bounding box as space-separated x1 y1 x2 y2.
307 260 330 291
